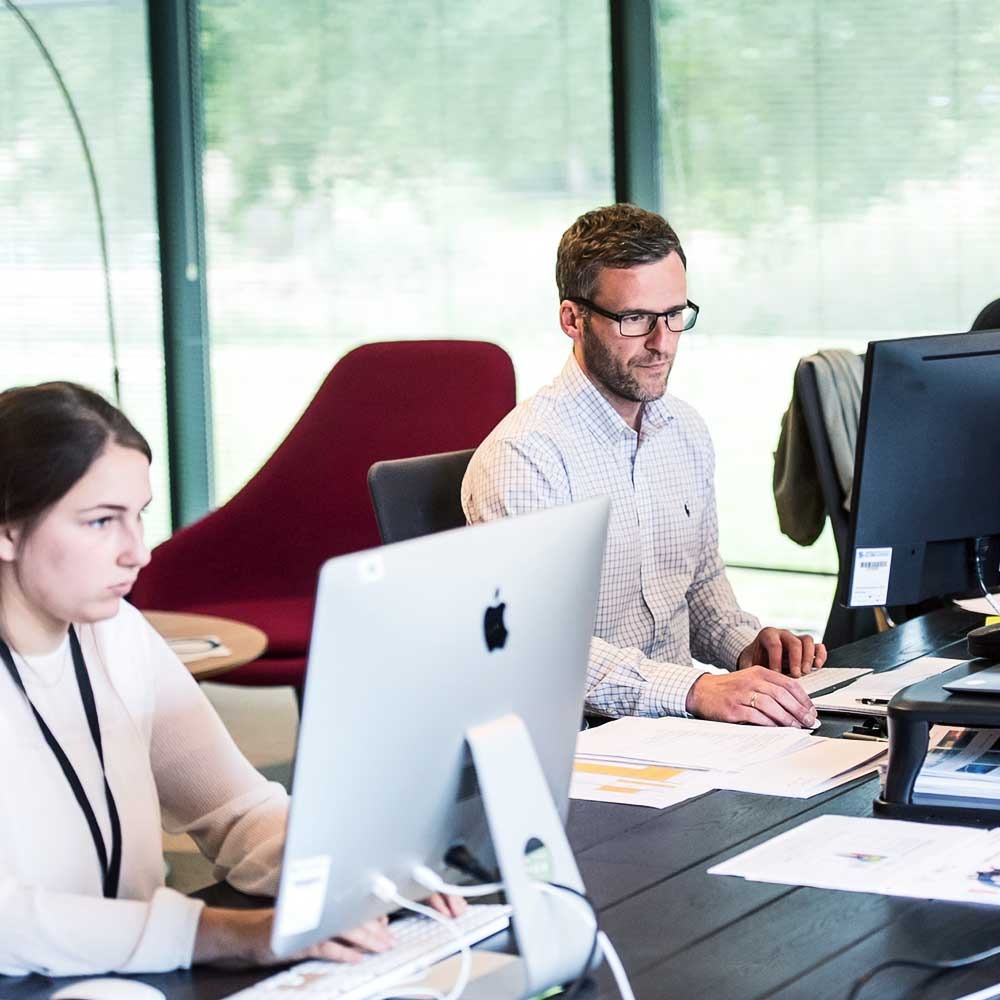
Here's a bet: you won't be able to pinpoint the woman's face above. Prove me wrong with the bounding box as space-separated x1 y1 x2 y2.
0 443 152 634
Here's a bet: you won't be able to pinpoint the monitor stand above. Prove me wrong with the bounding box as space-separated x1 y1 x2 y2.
466 713 597 997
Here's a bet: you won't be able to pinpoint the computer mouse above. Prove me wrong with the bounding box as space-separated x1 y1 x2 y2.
968 622 1000 660
49 978 166 1000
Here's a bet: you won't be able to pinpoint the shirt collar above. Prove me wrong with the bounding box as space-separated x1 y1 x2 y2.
556 353 676 444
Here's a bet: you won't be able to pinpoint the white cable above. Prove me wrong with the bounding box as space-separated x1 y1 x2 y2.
396 870 636 1000
533 881 596 927
974 543 1000 616
411 864 504 898
596 931 636 1000
983 590 1000 617
370 874 471 1000
534 883 636 1000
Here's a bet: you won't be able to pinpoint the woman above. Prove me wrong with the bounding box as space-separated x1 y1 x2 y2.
0 381 457 978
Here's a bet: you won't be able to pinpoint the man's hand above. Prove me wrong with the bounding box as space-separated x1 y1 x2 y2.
737 627 827 677
685 666 817 728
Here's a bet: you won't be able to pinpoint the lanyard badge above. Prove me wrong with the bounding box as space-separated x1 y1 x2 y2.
0 626 122 899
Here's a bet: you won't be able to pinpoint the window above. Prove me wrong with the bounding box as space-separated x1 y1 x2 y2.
657 0 1000 630
199 0 614 503
0 0 169 542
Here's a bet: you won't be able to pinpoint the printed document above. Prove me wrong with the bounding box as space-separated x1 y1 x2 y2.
797 667 873 696
712 738 886 798
812 655 966 716
709 814 988 898
571 718 884 808
914 726 1000 806
575 717 813 772
570 760 713 809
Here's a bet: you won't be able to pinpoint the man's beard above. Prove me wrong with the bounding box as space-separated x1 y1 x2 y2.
580 315 672 403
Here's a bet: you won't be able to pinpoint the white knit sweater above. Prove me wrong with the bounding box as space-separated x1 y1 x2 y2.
0 601 288 977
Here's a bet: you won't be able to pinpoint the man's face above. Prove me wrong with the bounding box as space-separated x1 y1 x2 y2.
574 253 687 413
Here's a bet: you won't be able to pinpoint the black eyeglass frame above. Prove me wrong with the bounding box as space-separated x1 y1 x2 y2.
569 296 700 336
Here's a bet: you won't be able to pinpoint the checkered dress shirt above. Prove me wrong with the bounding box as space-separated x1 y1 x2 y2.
462 354 760 718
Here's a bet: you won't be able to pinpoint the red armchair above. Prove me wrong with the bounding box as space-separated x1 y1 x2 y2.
130 340 516 691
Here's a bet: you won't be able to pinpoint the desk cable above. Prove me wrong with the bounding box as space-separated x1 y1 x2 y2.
413 867 636 1000
975 537 1000 617
847 939 1000 1000
371 874 467 1000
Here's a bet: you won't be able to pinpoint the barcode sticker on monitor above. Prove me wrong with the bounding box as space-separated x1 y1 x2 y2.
276 855 331 937
850 547 892 606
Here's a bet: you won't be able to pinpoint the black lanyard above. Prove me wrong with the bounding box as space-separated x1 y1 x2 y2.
0 626 122 899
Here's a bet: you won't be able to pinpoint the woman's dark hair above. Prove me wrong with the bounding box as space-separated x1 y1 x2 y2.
0 381 151 534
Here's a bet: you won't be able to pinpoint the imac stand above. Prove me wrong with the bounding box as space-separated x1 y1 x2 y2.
465 713 597 997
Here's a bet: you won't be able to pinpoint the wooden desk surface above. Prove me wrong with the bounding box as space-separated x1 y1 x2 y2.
143 610 268 680
12 606 999 1000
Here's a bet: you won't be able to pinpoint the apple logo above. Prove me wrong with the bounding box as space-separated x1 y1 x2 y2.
483 588 508 652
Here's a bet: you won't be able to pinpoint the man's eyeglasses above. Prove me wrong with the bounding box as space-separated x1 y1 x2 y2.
570 297 700 337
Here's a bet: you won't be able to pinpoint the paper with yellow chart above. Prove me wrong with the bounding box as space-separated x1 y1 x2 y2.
571 717 886 808
570 758 714 808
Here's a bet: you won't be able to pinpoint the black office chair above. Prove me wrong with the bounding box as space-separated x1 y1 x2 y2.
367 449 475 544
792 359 878 649
971 297 1000 332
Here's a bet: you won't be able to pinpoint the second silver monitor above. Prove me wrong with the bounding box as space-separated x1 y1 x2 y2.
272 497 609 957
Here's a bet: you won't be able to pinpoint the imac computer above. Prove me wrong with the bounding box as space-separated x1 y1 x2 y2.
845 329 1000 611
271 497 610 995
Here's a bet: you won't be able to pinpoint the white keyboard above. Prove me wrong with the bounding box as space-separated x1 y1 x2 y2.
225 904 512 999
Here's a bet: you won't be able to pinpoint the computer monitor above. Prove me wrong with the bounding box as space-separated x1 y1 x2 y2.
272 497 610 990
845 329 1000 609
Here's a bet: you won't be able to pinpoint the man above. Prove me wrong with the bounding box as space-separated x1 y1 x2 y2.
462 203 825 727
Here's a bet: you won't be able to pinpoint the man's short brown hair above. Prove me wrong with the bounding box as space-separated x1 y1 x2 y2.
556 203 686 302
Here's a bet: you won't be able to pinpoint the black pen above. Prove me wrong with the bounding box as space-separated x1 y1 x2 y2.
857 697 889 706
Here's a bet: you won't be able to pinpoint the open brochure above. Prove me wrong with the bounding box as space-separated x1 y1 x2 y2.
914 725 1000 807
710 813 1000 908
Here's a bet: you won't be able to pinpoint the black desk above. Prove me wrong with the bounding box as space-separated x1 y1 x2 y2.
12 606 1000 1000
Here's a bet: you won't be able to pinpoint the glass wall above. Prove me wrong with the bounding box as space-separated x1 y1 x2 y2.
198 0 614 502
657 0 1000 631
0 0 170 542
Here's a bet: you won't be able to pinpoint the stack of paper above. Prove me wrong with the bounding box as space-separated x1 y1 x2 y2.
710 813 1000 908
712 739 887 798
576 717 815 771
571 717 886 809
812 655 966 716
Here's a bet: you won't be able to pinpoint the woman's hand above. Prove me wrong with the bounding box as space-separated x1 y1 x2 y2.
426 893 468 918
194 908 393 968
194 893 467 968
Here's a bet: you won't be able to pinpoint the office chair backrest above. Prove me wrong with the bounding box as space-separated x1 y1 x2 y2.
368 449 474 544
971 297 1000 332
131 340 516 608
